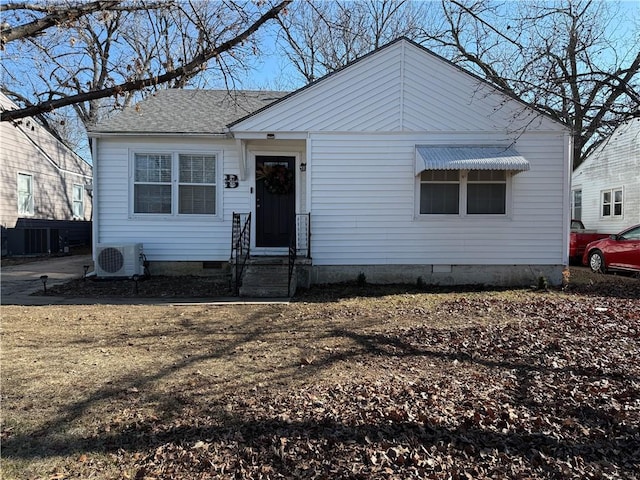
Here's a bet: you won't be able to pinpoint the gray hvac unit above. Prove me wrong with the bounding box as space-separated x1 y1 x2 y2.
94 243 144 277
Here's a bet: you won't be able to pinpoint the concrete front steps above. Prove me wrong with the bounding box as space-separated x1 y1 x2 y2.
238 256 295 298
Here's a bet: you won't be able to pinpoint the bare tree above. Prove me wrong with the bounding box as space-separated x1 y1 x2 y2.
418 0 640 168
0 0 291 124
276 0 428 83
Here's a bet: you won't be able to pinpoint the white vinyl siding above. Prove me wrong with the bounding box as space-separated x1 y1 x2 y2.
308 131 567 266
96 137 250 261
233 41 560 134
571 118 639 232
72 184 84 218
17 173 34 215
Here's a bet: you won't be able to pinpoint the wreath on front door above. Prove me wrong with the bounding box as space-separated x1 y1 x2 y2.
256 164 294 195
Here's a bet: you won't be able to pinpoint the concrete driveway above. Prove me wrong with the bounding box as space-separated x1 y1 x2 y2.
1 254 93 304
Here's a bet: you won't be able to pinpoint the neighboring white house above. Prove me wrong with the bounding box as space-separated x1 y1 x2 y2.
0 92 93 256
571 117 640 233
89 38 571 289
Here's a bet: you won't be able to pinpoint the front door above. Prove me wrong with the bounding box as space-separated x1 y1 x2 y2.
256 156 295 247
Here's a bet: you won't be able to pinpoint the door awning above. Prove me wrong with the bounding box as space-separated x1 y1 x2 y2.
415 145 530 175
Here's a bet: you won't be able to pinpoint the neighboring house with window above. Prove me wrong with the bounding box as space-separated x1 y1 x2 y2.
571 118 640 233
0 92 92 256
89 38 570 290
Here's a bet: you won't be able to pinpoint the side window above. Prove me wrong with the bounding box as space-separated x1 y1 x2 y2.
72 184 84 218
621 226 640 240
419 169 509 216
420 170 459 214
601 188 623 217
571 189 582 221
17 173 34 215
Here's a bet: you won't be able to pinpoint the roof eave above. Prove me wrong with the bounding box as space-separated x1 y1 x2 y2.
88 131 231 138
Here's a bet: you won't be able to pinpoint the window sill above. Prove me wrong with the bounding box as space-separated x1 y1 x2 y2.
129 214 223 222
414 214 512 222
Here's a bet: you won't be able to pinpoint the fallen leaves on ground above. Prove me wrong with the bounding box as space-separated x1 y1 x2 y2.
129 295 639 479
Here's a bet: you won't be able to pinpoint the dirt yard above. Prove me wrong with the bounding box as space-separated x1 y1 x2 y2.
1 268 639 479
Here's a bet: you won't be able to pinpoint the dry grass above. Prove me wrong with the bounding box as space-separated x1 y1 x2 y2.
1 268 638 479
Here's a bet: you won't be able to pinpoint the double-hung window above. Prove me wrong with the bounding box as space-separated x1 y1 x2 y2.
72 184 84 218
17 173 34 215
601 188 623 217
178 154 216 214
419 170 507 215
133 152 217 216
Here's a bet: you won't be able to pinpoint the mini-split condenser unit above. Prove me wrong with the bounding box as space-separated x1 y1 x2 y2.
95 243 144 277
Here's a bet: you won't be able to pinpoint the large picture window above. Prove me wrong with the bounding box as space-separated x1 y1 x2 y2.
419 170 508 216
133 152 217 215
17 173 34 215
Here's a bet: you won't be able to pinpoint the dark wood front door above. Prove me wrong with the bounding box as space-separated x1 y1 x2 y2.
256 156 295 247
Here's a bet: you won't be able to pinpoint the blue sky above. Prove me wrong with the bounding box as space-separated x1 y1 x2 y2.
238 0 640 92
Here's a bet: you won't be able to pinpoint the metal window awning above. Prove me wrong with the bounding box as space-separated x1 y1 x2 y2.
415 146 530 175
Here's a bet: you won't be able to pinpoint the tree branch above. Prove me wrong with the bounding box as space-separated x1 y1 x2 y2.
0 0 173 46
1 0 292 122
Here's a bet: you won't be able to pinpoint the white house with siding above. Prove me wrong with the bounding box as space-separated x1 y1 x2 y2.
571 118 640 233
89 38 571 292
1 92 92 256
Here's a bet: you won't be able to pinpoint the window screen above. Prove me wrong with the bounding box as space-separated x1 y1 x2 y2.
467 170 506 214
420 170 459 214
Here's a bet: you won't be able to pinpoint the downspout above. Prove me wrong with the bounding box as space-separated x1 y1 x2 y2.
562 131 573 267
90 136 99 269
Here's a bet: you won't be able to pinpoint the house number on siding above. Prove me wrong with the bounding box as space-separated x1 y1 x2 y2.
224 174 239 188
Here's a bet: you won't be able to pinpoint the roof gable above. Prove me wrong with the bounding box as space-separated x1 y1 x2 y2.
0 92 91 176
231 38 564 134
573 117 640 175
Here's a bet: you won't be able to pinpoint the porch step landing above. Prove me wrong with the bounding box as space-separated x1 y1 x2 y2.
239 256 295 298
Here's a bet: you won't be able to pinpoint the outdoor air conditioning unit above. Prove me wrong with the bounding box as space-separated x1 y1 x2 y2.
95 243 144 278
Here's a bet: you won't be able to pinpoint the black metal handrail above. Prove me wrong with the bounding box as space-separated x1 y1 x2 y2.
288 212 311 296
288 228 296 297
231 212 251 295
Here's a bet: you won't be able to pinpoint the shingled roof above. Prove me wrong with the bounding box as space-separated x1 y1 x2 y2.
90 89 288 135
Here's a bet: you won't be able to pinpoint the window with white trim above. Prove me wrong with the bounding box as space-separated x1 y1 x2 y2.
571 189 582 221
419 169 508 215
133 152 217 215
72 184 84 218
17 173 34 215
601 188 622 217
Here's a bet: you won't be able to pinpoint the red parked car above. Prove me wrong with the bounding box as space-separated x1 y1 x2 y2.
583 224 640 274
